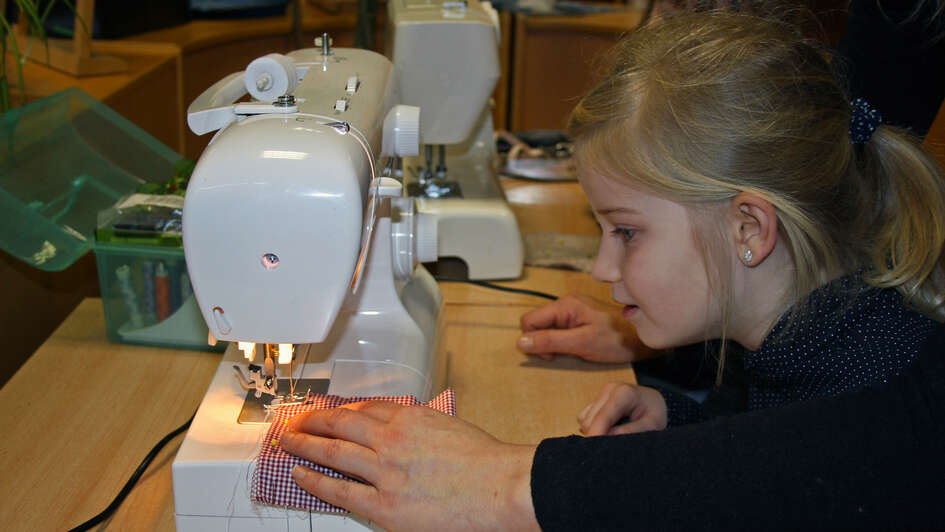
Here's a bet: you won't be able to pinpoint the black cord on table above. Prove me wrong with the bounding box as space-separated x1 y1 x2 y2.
435 276 558 301
69 411 196 532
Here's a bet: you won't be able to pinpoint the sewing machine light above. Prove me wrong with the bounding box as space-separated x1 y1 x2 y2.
238 342 256 361
278 344 293 364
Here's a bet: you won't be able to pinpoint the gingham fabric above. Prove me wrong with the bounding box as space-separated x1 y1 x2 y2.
251 389 456 512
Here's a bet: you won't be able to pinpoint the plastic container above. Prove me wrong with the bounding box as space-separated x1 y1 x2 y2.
94 241 223 351
0 87 221 351
0 87 180 271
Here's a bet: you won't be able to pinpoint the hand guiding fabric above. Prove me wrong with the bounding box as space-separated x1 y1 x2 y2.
280 399 541 531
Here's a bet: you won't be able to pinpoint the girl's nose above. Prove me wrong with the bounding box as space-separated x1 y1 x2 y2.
591 243 620 284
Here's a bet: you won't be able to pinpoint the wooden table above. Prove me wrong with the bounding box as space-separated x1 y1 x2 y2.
0 181 634 531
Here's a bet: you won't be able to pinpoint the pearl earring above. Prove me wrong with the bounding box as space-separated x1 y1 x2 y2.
743 249 753 264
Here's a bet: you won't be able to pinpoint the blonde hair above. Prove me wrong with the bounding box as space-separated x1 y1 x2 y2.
569 11 945 377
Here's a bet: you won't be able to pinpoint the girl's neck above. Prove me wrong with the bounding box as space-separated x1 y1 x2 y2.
729 244 797 351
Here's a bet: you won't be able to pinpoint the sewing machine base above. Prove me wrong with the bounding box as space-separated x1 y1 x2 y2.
173 253 443 531
174 350 435 531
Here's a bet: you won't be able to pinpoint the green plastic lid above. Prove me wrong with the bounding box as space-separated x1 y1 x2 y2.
0 87 180 271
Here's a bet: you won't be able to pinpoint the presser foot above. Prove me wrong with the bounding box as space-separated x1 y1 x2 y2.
232 364 278 397
236 377 330 424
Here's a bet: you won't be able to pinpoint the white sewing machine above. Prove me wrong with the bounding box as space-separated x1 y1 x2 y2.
387 0 524 279
173 42 446 531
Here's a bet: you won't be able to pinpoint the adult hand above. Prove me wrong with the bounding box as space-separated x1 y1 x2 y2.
280 401 541 532
578 382 668 436
517 293 655 363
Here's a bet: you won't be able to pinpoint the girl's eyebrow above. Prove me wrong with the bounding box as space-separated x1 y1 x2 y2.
597 207 641 216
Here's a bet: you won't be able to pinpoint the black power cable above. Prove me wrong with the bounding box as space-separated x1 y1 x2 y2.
434 276 558 301
69 411 196 532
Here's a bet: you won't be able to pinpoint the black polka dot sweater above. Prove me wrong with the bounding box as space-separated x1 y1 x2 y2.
532 326 945 531
659 274 940 427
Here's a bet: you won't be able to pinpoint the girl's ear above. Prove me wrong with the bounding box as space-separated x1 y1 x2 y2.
730 191 778 267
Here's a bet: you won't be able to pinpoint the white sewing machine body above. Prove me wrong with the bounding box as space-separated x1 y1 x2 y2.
173 46 444 531
388 0 524 279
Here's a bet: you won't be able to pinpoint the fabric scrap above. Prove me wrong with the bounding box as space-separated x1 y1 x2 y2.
252 389 456 512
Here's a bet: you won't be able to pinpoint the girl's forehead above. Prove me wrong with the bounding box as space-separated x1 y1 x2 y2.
580 169 693 223
580 170 648 202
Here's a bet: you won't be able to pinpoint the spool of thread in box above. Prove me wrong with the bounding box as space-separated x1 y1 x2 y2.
155 261 171 321
115 265 144 329
141 261 156 319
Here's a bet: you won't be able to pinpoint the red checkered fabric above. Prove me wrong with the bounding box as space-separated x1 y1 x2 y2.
251 389 456 513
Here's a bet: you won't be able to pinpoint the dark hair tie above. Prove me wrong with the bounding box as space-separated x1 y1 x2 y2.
849 98 882 144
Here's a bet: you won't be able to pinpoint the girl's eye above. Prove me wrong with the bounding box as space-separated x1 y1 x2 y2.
610 227 636 242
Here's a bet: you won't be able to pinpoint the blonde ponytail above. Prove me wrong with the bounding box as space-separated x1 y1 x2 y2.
860 127 945 320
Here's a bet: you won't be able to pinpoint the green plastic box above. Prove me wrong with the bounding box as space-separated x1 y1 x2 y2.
93 241 222 351
0 87 221 351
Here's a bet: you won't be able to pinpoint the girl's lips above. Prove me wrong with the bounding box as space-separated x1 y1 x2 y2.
621 305 639 319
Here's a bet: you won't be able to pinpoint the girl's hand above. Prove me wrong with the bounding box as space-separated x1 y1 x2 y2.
280 401 541 532
578 382 668 436
517 293 655 363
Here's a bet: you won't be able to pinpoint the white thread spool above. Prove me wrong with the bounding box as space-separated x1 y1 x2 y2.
244 53 298 102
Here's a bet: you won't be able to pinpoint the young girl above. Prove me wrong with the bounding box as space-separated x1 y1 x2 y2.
517 9 945 435
278 12 945 531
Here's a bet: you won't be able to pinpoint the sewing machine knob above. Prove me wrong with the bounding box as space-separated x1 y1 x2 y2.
416 212 438 263
211 306 233 335
391 199 439 277
381 105 420 157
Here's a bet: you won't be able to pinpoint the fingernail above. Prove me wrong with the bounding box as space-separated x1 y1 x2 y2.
579 403 591 422
292 465 306 482
517 335 533 350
